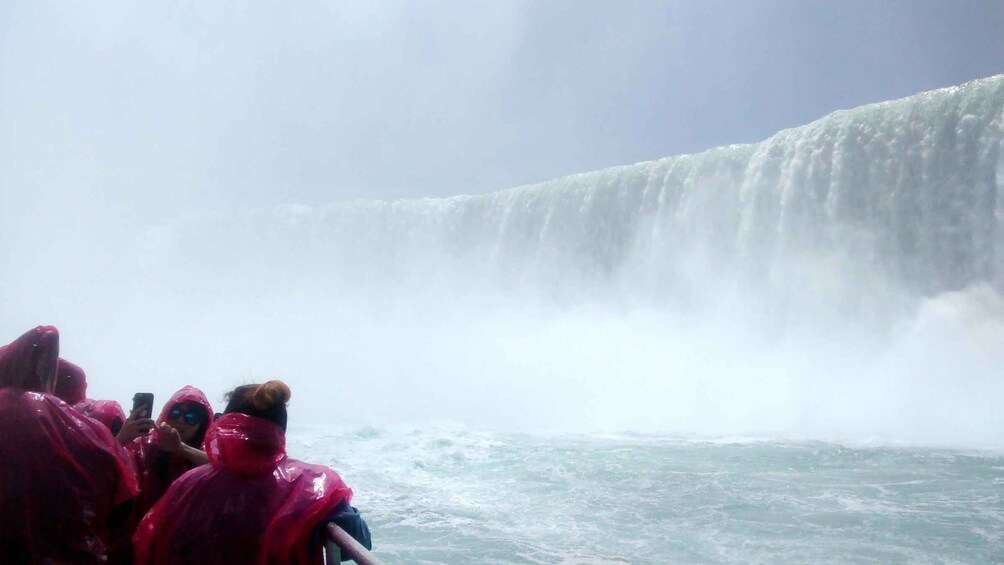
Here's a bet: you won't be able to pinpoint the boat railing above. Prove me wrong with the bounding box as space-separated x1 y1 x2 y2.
324 522 384 565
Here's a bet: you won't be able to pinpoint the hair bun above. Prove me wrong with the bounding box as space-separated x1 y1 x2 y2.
251 380 291 410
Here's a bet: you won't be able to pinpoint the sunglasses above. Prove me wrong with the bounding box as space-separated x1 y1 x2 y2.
168 406 203 426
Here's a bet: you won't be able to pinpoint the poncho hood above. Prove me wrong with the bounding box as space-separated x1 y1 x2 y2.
75 399 127 434
204 413 287 475
0 326 59 392
157 385 216 429
55 358 88 404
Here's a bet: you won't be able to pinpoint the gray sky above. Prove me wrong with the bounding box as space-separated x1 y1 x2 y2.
3 0 1003 220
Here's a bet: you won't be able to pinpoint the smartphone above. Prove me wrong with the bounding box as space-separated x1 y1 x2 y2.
132 392 154 419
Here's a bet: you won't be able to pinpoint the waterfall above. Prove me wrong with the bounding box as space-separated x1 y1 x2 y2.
149 75 1003 306
69 75 1004 444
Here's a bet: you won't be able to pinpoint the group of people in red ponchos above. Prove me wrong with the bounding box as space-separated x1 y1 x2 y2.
0 325 371 564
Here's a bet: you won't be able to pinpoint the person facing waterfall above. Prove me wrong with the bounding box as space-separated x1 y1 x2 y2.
54 357 88 405
133 380 371 564
54 357 130 435
0 326 139 563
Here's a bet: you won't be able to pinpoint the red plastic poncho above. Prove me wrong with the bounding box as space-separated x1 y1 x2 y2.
75 398 128 433
55 357 88 404
126 386 216 524
57 359 126 435
0 325 59 391
133 413 353 565
0 326 139 563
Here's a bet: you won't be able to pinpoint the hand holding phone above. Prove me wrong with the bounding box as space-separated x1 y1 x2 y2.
115 393 156 444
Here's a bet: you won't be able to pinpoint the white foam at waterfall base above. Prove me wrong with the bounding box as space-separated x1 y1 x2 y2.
67 240 1004 448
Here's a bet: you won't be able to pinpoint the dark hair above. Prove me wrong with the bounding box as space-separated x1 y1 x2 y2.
224 380 291 431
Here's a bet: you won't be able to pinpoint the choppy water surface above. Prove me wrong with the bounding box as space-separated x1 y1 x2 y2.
288 426 1003 564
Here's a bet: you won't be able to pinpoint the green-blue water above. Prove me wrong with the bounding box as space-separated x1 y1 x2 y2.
290 426 1003 564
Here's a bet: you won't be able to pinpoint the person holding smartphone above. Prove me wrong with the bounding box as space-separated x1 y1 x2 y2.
115 385 214 563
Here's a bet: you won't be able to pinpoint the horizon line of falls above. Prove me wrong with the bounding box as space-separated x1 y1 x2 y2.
137 75 1004 445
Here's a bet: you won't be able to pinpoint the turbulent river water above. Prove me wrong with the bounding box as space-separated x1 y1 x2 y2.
291 426 1003 564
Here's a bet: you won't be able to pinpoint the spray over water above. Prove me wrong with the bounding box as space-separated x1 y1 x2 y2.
39 76 1004 447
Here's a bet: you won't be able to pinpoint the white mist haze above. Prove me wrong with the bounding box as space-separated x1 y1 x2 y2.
3 3 1004 448
6 76 1002 448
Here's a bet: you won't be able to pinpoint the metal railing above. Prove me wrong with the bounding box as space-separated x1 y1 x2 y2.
324 522 384 565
